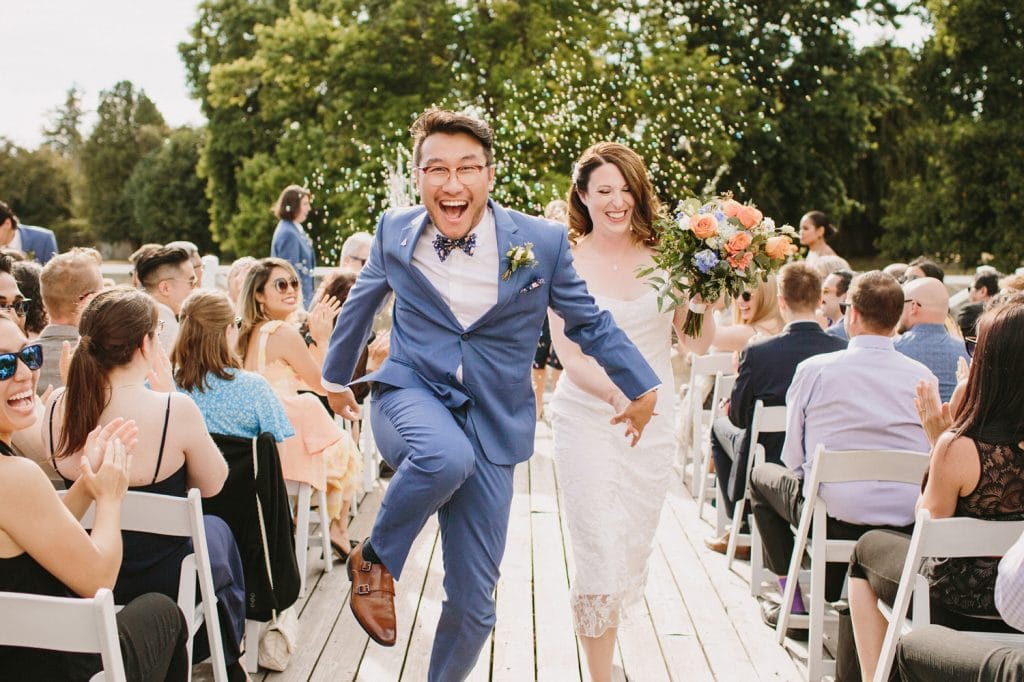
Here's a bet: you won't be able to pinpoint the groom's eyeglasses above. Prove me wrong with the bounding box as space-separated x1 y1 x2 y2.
0 344 43 380
417 165 490 186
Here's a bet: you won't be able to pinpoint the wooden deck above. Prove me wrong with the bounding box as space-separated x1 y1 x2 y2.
257 422 803 681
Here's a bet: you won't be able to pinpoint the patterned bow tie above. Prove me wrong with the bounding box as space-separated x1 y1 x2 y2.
433 232 477 262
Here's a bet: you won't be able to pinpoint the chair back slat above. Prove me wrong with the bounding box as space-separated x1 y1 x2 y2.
0 589 127 681
808 447 929 487
690 352 734 377
916 515 1024 559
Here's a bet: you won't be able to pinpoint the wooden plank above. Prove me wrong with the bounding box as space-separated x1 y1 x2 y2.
532 510 581 682
492 462 535 681
263 489 382 682
644 542 715 681
395 528 442 680
616 603 672 682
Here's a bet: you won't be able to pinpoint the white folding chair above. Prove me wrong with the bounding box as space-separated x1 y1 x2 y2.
696 371 737 534
74 488 229 682
681 352 735 494
874 510 1024 682
776 447 930 681
285 479 333 598
359 394 380 493
0 588 126 682
727 401 788 581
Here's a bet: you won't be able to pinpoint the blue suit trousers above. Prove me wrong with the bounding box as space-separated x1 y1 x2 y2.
370 385 514 682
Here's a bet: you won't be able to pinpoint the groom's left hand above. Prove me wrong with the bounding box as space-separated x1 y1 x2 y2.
610 390 658 447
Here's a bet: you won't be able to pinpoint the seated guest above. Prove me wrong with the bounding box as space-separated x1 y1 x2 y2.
1000 274 1024 294
0 253 29 334
173 289 300 617
956 271 999 343
44 287 248 679
173 290 294 443
166 240 203 289
135 246 196 353
884 262 909 281
0 312 188 680
238 258 362 560
895 276 970 402
12 261 47 338
811 255 852 279
820 269 855 341
0 200 58 265
904 256 945 282
705 263 847 555
749 271 935 627
36 248 103 393
128 243 161 288
339 231 373 274
712 275 785 352
846 297 1024 681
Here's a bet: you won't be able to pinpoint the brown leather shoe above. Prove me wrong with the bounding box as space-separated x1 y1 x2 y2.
703 531 751 560
347 542 397 646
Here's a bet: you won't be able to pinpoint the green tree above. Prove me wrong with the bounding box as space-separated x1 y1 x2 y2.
80 81 168 244
123 127 216 252
0 139 85 246
42 85 86 161
879 0 1024 270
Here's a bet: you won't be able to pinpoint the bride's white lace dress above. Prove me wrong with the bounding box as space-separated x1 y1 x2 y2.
550 288 676 637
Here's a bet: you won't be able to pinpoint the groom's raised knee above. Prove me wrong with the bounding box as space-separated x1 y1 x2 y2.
417 437 476 491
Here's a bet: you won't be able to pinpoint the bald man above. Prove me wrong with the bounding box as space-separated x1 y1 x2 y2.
894 277 969 401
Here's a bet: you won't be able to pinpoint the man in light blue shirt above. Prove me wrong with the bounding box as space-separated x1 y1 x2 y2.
894 276 970 402
749 271 936 613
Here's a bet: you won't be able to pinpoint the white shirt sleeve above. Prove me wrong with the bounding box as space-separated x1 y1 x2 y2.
995 529 1024 631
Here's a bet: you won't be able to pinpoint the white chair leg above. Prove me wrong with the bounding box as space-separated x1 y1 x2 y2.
726 499 744 569
714 486 729 537
293 484 311 599
750 515 766 597
808 529 827 682
244 619 262 673
318 487 333 574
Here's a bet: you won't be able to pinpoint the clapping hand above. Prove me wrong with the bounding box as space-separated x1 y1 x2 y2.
308 295 342 345
914 380 952 447
58 340 73 385
367 332 391 371
147 341 174 392
610 390 658 447
80 418 140 475
80 422 134 502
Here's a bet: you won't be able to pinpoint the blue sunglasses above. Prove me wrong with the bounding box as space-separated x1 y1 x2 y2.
0 344 43 380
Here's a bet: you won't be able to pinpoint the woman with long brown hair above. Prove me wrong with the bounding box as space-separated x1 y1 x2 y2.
0 311 190 680
549 142 716 682
237 258 362 559
43 287 248 680
845 295 1024 680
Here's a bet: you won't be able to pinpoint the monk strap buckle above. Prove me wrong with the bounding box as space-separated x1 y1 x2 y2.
360 561 372 572
356 584 371 595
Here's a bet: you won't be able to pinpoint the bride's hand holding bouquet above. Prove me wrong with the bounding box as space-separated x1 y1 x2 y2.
638 193 799 337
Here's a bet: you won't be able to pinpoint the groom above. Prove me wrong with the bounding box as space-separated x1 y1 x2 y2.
322 109 660 681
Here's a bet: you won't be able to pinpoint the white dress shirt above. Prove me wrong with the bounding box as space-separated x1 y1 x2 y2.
782 334 936 526
155 301 180 355
996 530 1024 631
411 209 499 329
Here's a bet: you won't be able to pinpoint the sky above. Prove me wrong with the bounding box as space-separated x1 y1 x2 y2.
2 2 931 150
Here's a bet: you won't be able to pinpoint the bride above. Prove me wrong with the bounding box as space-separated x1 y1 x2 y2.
549 142 715 681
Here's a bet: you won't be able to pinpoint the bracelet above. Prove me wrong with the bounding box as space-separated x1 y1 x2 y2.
688 300 707 314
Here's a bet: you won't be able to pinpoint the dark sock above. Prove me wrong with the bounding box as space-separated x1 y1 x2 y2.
361 537 382 564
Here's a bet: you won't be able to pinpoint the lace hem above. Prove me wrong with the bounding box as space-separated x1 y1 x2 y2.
570 587 644 638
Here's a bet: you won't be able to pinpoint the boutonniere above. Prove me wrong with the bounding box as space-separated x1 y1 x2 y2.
503 242 538 280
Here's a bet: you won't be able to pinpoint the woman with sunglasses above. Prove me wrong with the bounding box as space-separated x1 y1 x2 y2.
237 258 362 560
0 311 193 680
711 276 785 352
43 287 249 681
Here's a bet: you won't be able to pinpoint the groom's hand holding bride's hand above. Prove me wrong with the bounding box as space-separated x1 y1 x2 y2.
610 390 658 447
328 388 362 422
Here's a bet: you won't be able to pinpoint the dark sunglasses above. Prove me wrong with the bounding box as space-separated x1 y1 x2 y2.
272 277 300 294
0 344 43 380
0 300 31 317
740 291 752 302
839 302 851 315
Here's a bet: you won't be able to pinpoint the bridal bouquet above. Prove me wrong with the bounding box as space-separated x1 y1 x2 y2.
638 193 799 337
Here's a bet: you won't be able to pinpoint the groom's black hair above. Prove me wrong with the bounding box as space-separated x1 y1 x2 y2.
411 108 494 167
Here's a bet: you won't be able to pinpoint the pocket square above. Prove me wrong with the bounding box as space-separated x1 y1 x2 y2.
519 278 545 294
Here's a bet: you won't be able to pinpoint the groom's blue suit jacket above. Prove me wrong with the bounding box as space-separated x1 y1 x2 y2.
322 200 659 466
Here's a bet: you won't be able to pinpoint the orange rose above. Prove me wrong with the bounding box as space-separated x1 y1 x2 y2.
728 251 754 271
725 231 753 254
689 213 719 240
722 199 742 217
765 235 797 260
737 205 763 229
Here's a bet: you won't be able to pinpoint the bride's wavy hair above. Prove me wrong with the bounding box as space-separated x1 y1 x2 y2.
567 142 661 247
